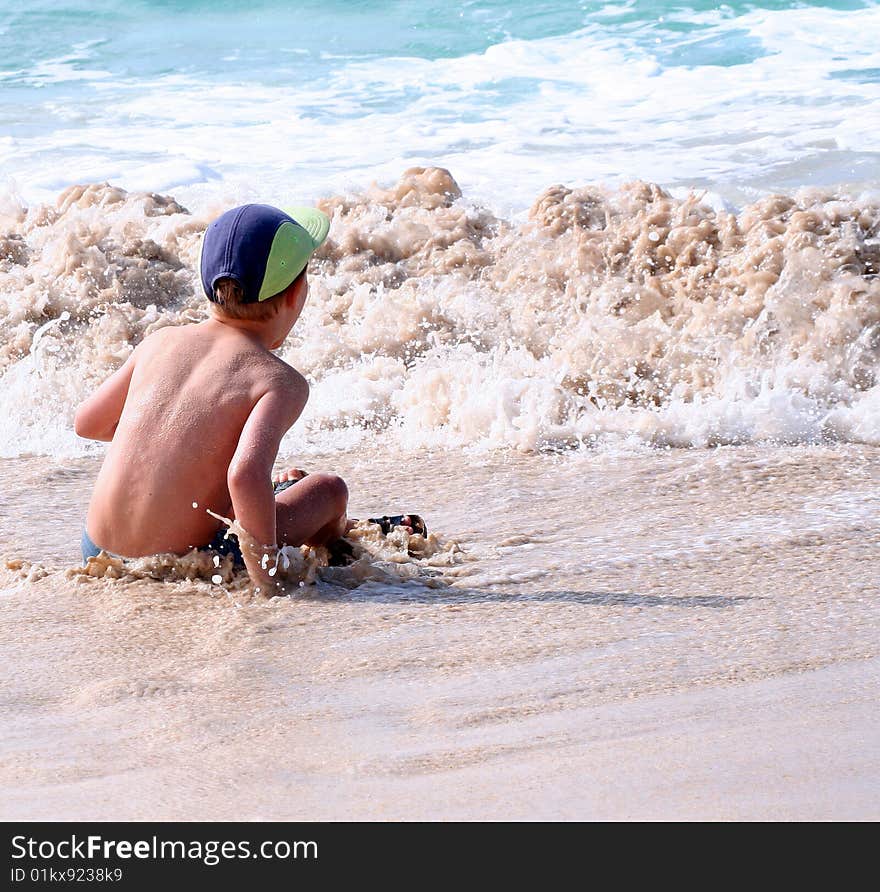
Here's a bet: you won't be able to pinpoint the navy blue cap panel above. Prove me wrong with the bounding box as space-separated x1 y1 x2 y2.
200 206 243 301
200 204 297 304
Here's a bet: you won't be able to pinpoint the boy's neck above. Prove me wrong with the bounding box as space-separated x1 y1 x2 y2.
208 315 291 350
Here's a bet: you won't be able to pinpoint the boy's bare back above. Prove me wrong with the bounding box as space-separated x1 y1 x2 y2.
76 203 365 593
82 319 306 558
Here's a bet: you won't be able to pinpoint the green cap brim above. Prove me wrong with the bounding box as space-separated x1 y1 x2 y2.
257 206 331 302
286 206 331 247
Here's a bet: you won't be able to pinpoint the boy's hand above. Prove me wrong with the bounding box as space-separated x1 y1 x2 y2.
239 537 282 597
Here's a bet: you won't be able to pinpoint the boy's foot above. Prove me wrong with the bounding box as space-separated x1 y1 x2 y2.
368 514 427 537
273 467 308 484
272 467 308 494
327 514 428 567
339 516 423 536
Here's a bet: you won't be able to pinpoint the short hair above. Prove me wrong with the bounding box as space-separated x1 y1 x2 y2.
209 270 304 321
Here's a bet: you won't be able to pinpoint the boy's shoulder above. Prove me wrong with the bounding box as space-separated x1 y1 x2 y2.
237 342 309 407
261 351 307 387
244 356 309 429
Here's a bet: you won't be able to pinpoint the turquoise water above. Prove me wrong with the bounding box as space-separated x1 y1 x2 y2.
1 1 879 207
4 2 874 71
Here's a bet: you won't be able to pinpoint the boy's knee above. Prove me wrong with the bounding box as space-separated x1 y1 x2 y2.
314 473 348 511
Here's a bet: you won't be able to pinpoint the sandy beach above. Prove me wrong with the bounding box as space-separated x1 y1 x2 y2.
3 444 877 820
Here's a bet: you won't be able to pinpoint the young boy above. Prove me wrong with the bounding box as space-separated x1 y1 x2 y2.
75 203 419 593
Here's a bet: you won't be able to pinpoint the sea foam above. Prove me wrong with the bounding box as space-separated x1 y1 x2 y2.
0 168 878 457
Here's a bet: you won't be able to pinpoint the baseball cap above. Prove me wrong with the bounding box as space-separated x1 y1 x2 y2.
199 203 330 304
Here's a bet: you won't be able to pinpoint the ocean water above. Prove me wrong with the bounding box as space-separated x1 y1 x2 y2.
2 1 879 209
2 3 879 820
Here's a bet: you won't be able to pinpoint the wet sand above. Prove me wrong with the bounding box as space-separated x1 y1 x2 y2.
2 444 878 820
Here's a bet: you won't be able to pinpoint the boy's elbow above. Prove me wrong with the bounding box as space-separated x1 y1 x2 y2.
73 407 92 439
74 407 114 441
227 460 269 493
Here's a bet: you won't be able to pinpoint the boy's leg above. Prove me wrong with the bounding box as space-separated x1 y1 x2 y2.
275 473 349 547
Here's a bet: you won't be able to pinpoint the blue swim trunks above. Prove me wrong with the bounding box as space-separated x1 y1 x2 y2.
80 478 302 568
80 526 244 568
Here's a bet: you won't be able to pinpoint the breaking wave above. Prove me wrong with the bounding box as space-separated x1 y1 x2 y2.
1 167 878 456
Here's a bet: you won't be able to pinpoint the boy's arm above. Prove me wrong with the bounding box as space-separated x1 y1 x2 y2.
74 351 138 442
227 375 308 591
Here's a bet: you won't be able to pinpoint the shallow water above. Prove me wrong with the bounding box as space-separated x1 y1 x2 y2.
2 443 878 819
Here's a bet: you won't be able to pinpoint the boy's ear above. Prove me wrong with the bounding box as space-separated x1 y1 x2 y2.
284 273 307 306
